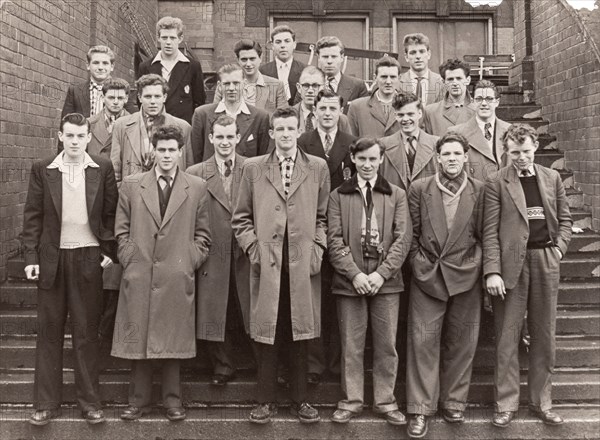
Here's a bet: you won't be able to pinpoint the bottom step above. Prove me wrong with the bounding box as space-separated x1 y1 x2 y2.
1 406 598 440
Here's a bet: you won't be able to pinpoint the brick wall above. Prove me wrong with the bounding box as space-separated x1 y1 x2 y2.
0 0 158 279
512 0 600 230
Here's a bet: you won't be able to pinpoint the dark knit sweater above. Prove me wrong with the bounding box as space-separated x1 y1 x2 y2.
519 175 550 245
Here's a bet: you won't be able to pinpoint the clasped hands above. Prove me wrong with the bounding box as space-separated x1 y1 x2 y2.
352 272 385 296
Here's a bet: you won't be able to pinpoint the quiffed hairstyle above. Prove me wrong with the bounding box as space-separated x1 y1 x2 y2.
270 25 296 41
374 55 400 76
102 77 130 95
151 124 185 149
474 79 500 98
403 33 430 52
392 91 422 111
269 106 299 129
314 89 343 108
435 132 470 154
60 113 90 133
502 123 538 150
136 74 169 95
439 58 471 79
210 114 239 135
156 16 184 37
299 65 325 83
315 36 344 55
349 137 384 156
218 63 243 79
86 45 115 63
234 39 262 58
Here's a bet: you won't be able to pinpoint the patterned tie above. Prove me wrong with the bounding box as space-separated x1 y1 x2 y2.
106 114 116 134
224 159 232 177
280 63 291 100
415 77 425 103
363 181 376 258
407 136 417 172
484 122 492 141
281 157 293 195
324 133 333 157
89 81 104 116
328 77 337 93
305 112 314 132
521 169 531 177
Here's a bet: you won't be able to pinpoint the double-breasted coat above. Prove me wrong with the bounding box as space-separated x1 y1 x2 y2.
232 149 330 345
111 170 211 359
346 90 401 138
186 154 251 340
421 97 476 136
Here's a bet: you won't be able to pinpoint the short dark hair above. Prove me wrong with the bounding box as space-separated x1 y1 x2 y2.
60 113 90 133
502 123 538 150
349 137 384 156
374 55 400 76
151 125 184 149
439 58 471 80
210 114 239 135
435 132 470 154
234 39 262 58
314 89 343 108
403 33 430 52
269 106 299 129
392 92 422 111
315 36 344 55
270 25 295 41
474 79 500 98
136 74 169 95
102 77 130 95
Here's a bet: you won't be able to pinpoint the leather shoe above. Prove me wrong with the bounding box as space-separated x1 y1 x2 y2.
529 408 564 425
81 409 106 424
307 372 321 385
166 407 186 421
249 403 277 424
29 409 60 426
492 411 515 428
407 415 428 438
382 409 407 426
211 373 235 386
290 402 320 424
442 409 465 423
331 409 356 424
120 405 151 420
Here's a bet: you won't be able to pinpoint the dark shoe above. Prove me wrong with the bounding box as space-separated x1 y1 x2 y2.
29 409 60 426
331 409 356 424
249 403 277 424
529 408 564 425
492 411 515 428
442 409 465 424
120 405 151 421
166 407 186 421
290 402 320 424
81 409 106 425
407 415 428 438
307 372 321 385
382 409 407 426
211 373 235 386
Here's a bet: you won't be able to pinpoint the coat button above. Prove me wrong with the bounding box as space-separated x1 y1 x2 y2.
272 234 277 239
275 205 281 211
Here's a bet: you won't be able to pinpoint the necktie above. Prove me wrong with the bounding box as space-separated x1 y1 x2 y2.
328 77 337 93
415 77 424 103
280 63 291 100
106 115 116 134
158 175 172 218
484 122 492 141
281 157 293 195
90 82 104 116
224 159 232 177
521 169 531 177
363 181 376 258
305 112 314 132
324 133 333 157
407 136 417 172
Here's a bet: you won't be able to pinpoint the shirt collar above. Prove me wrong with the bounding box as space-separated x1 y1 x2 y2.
400 129 420 143
276 148 298 163
247 72 266 87
514 164 536 176
330 72 342 84
155 164 179 182
47 151 99 171
317 126 337 144
215 100 251 116
276 57 292 70
476 116 495 132
409 70 429 81
357 174 377 189
215 155 235 173
151 50 189 64
89 80 103 90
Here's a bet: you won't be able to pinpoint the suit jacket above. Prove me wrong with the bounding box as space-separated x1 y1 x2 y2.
336 74 369 113
297 129 356 191
61 80 138 118
292 102 352 135
232 149 330 344
483 164 572 290
260 58 306 106
422 99 476 136
213 74 287 113
112 170 211 359
191 103 271 163
346 90 400 137
399 70 444 105
138 58 206 124
408 174 485 301
186 154 251 340
110 112 194 182
327 174 412 296
22 155 118 289
379 130 439 192
449 116 511 183
86 111 130 159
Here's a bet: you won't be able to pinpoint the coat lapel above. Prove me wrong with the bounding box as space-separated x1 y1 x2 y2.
368 95 388 127
464 117 495 162
125 117 143 163
168 62 189 97
140 172 162 228
161 170 189 228
265 152 287 200
237 112 253 145
46 168 62 221
505 166 528 224
205 157 231 213
231 154 245 208
328 132 349 173
383 132 409 189
425 182 448 248
287 151 309 198
77 82 90 116
85 166 100 217
444 180 476 253
91 116 110 150
412 132 435 179
536 165 559 234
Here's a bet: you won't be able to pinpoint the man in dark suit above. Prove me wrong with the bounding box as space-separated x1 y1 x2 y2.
316 36 369 112
405 132 485 438
138 16 205 124
484 124 572 428
192 64 270 163
23 113 118 426
260 25 306 106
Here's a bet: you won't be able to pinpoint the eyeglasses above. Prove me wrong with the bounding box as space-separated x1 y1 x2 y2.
300 83 323 90
474 96 497 104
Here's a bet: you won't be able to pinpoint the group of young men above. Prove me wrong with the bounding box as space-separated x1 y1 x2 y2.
22 15 572 439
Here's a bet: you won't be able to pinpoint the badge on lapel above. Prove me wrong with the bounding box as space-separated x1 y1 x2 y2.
184 85 190 94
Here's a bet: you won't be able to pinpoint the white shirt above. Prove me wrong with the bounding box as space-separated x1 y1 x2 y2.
155 165 178 189
151 50 189 82
400 129 421 156
409 70 430 102
215 100 251 117
357 174 378 202
317 127 337 155
216 155 236 176
276 58 293 100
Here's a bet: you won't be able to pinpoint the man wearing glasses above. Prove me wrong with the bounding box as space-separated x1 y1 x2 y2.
448 80 510 183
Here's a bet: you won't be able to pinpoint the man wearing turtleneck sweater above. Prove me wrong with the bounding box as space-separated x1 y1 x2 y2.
405 132 485 439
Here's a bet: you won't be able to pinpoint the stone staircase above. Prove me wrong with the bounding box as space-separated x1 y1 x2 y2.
1 102 599 439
